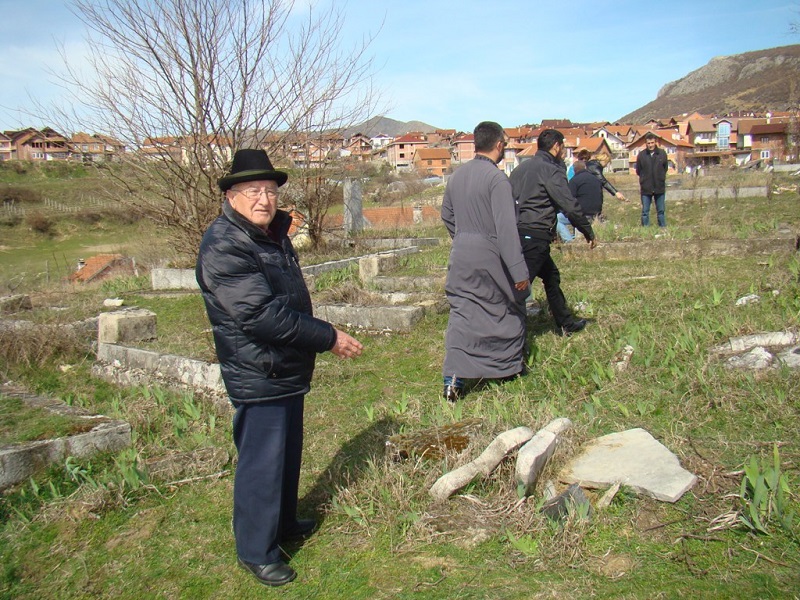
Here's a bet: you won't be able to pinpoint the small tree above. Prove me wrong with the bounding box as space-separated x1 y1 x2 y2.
50 0 380 259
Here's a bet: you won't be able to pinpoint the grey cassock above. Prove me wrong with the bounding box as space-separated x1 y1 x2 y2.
441 156 530 380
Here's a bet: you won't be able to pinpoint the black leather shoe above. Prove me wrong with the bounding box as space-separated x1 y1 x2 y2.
238 559 296 587
560 319 587 337
283 518 317 541
443 385 463 403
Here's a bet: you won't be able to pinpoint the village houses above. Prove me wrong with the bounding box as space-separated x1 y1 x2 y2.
2 110 796 177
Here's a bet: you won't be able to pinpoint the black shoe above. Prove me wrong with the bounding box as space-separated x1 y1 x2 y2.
560 319 587 337
443 385 463 403
238 559 296 587
283 518 317 541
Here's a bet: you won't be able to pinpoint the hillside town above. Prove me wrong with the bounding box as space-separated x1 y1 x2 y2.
1 109 796 178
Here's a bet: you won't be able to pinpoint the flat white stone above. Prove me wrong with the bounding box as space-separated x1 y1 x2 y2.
559 428 697 503
776 346 800 369
725 346 774 370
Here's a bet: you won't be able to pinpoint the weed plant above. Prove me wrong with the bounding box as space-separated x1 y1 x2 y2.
0 181 799 598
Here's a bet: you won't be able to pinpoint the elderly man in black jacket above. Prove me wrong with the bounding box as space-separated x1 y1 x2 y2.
510 129 597 336
196 149 362 587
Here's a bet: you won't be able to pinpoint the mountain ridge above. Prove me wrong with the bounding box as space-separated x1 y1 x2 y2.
618 44 800 123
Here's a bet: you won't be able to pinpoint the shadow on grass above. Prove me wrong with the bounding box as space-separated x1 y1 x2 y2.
285 417 399 552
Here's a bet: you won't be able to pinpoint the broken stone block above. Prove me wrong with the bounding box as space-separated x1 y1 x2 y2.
0 294 32 314
429 426 534 502
559 428 697 503
724 346 774 370
359 253 398 281
516 418 572 496
613 345 634 372
777 346 800 369
709 331 799 356
540 483 592 522
98 309 157 344
386 418 483 461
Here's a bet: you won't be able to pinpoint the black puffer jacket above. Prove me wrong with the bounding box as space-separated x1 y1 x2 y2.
511 150 595 242
585 159 619 196
635 147 668 195
196 201 337 403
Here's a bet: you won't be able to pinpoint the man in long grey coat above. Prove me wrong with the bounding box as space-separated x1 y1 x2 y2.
441 121 530 401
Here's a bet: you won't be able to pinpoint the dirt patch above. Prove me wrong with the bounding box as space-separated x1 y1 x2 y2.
589 552 636 579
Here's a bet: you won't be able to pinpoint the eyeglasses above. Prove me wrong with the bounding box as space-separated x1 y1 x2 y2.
234 187 279 200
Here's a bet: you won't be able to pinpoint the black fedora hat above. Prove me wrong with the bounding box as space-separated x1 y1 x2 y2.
218 149 288 191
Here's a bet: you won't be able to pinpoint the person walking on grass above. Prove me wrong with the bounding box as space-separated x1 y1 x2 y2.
510 129 596 337
196 149 363 587
440 121 530 402
636 132 668 227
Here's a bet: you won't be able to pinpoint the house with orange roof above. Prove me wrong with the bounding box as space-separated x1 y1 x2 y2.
5 127 69 161
413 147 452 176
750 121 789 163
386 133 428 170
68 254 135 284
70 132 126 162
341 133 373 162
451 133 474 164
593 125 634 155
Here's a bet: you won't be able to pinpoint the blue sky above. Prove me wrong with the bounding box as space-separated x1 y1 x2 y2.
0 0 796 132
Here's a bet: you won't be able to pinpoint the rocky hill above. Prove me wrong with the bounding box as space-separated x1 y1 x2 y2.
342 116 439 138
619 44 800 123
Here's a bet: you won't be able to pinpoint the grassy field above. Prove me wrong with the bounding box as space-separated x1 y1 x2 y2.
0 168 799 599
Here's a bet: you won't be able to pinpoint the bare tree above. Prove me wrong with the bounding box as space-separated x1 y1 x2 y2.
52 0 380 259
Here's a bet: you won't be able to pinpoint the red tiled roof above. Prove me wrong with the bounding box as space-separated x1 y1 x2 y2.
750 123 787 135
68 254 133 283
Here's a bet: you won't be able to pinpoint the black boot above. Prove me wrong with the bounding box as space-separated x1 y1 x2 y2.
443 385 462 403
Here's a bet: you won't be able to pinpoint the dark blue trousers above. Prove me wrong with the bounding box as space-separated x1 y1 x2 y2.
231 395 304 565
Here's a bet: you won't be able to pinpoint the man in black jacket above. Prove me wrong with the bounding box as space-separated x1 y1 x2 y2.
196 149 363 587
635 132 669 227
510 129 597 336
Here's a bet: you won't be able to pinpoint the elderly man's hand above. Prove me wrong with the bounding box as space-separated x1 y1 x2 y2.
586 236 598 249
331 329 363 359
514 280 529 292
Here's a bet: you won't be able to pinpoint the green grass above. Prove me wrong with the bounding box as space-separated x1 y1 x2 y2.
0 171 799 598
0 396 98 444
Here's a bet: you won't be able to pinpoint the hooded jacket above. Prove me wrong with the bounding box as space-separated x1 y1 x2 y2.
510 150 595 242
196 201 336 403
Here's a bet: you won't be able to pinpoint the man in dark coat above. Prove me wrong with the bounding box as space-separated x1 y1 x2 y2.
196 149 363 587
441 121 529 401
635 132 669 227
510 129 596 336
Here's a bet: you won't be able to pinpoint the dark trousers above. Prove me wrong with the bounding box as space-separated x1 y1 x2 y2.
231 395 304 565
519 234 575 327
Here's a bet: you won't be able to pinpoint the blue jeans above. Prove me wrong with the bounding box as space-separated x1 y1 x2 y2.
641 193 666 227
555 212 574 242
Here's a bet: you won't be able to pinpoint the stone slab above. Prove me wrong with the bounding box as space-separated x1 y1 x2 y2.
515 418 572 496
0 388 131 491
151 268 200 290
559 428 697 503
98 309 157 344
561 238 794 261
314 303 424 332
369 275 445 292
96 343 225 396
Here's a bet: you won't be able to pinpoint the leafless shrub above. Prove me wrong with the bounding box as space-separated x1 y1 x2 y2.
0 185 42 205
25 211 54 235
